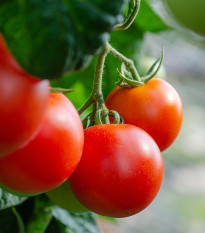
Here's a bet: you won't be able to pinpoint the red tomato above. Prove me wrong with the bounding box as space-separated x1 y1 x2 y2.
69 124 164 218
0 93 84 195
0 34 49 157
105 78 183 151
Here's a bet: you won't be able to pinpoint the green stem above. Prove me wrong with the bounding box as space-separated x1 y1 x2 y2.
78 41 144 124
91 46 108 106
78 96 94 115
92 46 109 124
78 46 109 124
106 42 141 81
116 69 143 86
121 62 133 79
89 103 97 126
12 207 26 233
50 87 75 94
115 0 141 31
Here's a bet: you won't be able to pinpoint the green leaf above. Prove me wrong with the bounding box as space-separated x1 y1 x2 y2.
0 188 28 211
0 0 127 79
0 208 19 233
134 0 168 32
45 219 74 233
51 207 100 233
26 195 53 233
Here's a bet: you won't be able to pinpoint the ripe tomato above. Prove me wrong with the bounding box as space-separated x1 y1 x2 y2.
0 93 84 195
0 34 49 157
105 78 183 151
46 181 88 213
69 124 164 218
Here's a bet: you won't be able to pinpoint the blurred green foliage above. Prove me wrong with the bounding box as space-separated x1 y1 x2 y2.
0 0 127 78
165 0 205 36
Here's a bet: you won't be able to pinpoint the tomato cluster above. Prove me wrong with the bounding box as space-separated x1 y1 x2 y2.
0 35 84 195
0 34 182 219
67 78 182 217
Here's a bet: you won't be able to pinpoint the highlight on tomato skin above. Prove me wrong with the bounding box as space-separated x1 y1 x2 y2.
105 78 183 151
0 93 84 195
69 124 164 218
0 34 50 157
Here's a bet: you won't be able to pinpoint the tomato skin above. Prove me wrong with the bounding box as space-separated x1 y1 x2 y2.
69 124 164 218
105 78 183 151
0 93 84 195
0 34 49 157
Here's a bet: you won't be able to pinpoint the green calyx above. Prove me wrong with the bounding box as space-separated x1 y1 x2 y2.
115 47 164 87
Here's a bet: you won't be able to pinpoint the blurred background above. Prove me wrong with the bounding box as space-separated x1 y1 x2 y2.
52 0 205 232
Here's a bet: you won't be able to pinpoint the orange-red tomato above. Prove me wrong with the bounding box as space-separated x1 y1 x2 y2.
0 34 49 157
70 124 164 218
105 78 183 151
0 93 84 195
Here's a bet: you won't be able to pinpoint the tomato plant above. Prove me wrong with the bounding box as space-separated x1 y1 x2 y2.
46 181 88 213
105 78 183 151
0 34 50 157
0 1 185 231
0 93 84 195
69 124 164 218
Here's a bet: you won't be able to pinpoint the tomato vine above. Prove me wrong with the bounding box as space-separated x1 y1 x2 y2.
78 41 164 127
115 0 141 31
